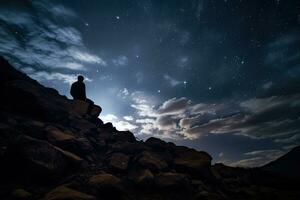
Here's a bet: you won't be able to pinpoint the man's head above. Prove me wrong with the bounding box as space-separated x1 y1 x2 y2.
77 75 84 82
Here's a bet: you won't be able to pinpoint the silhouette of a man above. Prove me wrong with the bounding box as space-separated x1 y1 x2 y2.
70 75 94 114
71 75 86 100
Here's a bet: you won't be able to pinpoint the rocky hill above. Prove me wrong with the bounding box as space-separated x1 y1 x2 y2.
262 146 300 180
0 56 299 200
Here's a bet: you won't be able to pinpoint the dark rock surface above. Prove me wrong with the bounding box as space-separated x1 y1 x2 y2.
0 56 299 199
262 145 300 179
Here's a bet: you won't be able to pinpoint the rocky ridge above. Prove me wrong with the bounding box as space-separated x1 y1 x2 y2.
0 56 299 200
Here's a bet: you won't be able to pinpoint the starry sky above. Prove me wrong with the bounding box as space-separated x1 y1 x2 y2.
1 0 300 167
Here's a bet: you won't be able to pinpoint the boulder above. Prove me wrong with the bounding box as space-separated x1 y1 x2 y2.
100 122 115 130
72 100 89 116
90 105 102 118
88 173 123 193
110 141 148 154
46 126 93 156
42 185 96 200
113 131 136 142
129 169 154 186
193 191 223 200
72 100 102 118
4 135 82 181
109 153 130 171
137 151 168 171
145 137 167 149
172 146 212 177
11 188 32 199
154 172 189 189
46 126 75 143
71 118 97 131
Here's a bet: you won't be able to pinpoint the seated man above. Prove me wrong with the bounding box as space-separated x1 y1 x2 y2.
70 75 95 115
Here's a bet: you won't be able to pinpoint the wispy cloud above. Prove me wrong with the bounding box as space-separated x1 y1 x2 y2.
164 74 183 87
112 55 129 66
28 71 92 85
231 149 285 167
0 1 105 84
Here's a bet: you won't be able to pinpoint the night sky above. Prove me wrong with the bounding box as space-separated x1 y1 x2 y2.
1 0 300 167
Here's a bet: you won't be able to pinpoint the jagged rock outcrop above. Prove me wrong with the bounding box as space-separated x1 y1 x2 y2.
0 56 299 199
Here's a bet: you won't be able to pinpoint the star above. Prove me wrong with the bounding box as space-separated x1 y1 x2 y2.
208 86 212 90
183 80 188 88
85 22 89 26
157 90 161 93
116 16 120 20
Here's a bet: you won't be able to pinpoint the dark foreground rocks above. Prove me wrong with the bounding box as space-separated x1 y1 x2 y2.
0 55 300 200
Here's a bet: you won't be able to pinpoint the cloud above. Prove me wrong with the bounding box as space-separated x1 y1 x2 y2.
262 81 273 90
124 116 134 121
69 48 106 65
29 71 91 85
164 75 182 87
158 97 191 115
193 0 204 21
274 134 300 144
112 55 129 66
0 1 106 84
32 0 77 18
265 33 300 67
101 114 138 131
231 149 285 167
127 92 300 141
0 10 33 26
135 72 144 83
177 56 189 68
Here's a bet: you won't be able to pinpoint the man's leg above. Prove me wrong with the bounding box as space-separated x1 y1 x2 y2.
86 98 94 115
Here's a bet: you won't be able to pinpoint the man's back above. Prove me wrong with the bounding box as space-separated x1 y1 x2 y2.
70 81 86 100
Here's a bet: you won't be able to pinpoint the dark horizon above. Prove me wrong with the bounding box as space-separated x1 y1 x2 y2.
0 0 300 167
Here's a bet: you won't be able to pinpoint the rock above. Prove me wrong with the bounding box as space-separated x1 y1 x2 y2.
75 137 94 152
71 119 97 131
46 126 75 143
137 151 168 171
109 153 130 170
71 100 102 118
42 185 95 200
4 80 71 123
145 137 167 149
90 105 102 118
4 135 82 181
101 122 114 130
27 120 45 128
129 169 154 186
193 191 223 200
154 172 189 189
46 126 93 156
88 173 123 193
110 141 148 154
113 131 136 142
11 188 32 199
172 146 212 177
72 100 89 116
